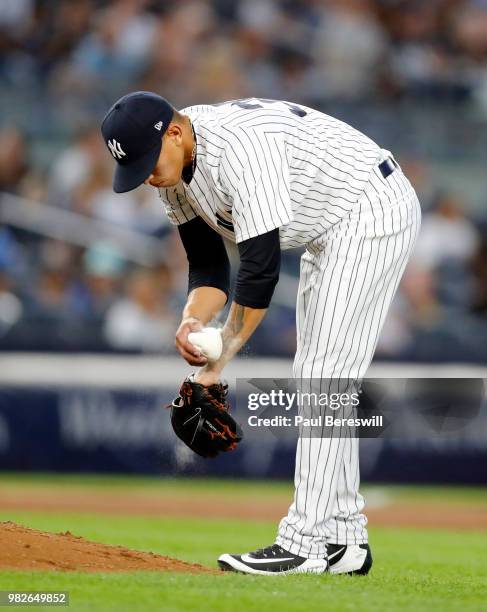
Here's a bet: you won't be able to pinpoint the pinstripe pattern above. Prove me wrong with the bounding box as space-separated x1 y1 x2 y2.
157 99 382 247
156 99 421 561
276 158 421 558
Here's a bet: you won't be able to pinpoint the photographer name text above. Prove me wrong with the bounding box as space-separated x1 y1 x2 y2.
247 415 383 428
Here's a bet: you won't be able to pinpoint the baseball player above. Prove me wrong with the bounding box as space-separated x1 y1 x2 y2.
101 91 421 575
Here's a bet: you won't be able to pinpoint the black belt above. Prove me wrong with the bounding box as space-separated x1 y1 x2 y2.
378 157 398 179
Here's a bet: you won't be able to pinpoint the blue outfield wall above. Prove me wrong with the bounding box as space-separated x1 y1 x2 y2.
0 384 486 483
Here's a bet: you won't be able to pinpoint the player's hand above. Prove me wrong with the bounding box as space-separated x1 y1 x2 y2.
175 317 208 366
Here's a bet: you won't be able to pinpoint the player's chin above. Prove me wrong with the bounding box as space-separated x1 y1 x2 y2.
158 176 179 187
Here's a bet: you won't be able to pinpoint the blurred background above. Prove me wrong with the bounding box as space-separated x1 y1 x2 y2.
0 0 486 484
0 0 487 360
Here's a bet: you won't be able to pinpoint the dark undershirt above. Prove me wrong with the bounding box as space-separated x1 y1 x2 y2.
178 218 281 309
182 162 194 185
235 228 280 309
182 123 197 184
178 217 230 300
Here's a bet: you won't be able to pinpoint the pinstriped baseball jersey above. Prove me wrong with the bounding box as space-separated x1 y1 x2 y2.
157 96 422 561
158 98 382 247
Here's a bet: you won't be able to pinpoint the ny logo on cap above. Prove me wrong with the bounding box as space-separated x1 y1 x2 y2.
107 139 126 160
154 121 163 131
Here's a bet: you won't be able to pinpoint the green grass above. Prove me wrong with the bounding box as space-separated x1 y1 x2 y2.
0 476 486 611
0 472 294 498
0 472 485 503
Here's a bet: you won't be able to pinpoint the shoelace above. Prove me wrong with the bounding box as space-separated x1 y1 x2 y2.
252 544 287 559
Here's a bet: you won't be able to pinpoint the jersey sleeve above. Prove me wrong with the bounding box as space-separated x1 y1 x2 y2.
158 186 197 226
219 126 293 243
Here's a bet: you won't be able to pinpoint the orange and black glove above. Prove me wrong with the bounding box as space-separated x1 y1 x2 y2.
169 376 243 458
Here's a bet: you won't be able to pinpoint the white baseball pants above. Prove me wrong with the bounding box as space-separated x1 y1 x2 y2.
276 151 422 558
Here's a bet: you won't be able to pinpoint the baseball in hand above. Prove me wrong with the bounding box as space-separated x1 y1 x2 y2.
188 327 223 361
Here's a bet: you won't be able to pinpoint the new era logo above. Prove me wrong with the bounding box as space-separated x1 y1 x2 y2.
107 139 126 160
154 121 163 131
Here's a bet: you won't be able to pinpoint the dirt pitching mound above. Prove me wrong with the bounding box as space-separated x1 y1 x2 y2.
0 521 214 573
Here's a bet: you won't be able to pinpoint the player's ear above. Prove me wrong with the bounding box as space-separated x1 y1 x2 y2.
166 123 183 145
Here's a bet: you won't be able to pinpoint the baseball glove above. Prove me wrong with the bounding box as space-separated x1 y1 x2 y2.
169 375 243 458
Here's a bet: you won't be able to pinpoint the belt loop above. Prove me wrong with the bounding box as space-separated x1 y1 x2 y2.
379 157 396 179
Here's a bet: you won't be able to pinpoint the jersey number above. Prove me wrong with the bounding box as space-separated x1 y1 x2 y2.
229 98 307 118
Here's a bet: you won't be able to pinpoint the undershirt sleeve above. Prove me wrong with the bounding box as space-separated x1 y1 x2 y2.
234 228 281 309
178 216 230 300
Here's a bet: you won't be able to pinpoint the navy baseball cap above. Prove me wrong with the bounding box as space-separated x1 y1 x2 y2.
101 91 174 193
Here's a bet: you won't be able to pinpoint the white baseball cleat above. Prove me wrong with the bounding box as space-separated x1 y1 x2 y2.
218 544 328 576
327 543 373 575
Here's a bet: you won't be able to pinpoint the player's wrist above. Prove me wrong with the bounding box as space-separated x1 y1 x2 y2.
194 368 222 387
185 287 227 323
181 315 203 326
